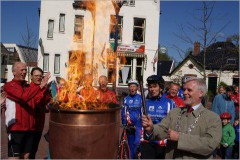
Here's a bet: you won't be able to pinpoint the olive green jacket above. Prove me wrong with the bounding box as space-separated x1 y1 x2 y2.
151 105 222 159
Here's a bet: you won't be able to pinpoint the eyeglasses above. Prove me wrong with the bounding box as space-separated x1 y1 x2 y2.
33 75 43 78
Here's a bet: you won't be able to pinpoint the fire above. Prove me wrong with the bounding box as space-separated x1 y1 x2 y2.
52 0 123 110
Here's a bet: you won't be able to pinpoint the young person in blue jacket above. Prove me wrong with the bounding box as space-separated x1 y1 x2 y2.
140 75 176 159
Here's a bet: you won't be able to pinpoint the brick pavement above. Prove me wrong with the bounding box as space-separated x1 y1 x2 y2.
1 112 50 159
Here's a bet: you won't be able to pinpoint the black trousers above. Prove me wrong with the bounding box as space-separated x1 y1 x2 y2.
29 131 42 159
140 142 165 159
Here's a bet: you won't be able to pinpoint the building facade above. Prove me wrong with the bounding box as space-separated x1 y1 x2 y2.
1 43 38 82
38 0 160 88
164 41 239 96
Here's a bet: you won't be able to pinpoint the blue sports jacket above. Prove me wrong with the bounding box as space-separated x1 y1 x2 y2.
146 96 176 124
121 94 143 126
178 88 184 100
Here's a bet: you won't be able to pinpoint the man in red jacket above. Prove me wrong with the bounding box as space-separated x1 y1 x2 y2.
166 82 185 108
231 85 239 117
97 75 117 104
3 62 50 159
29 67 52 159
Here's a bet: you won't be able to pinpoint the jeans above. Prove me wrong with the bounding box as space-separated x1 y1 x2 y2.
221 145 233 159
232 141 239 159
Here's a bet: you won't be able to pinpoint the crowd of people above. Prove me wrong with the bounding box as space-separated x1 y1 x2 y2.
0 61 239 159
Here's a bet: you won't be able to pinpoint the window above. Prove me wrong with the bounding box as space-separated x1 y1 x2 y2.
133 18 145 43
136 58 143 81
226 58 236 64
59 14 65 32
43 54 49 72
118 57 133 85
54 54 60 74
74 15 84 41
47 20 54 38
118 57 144 85
123 0 135 6
129 0 135 6
6 47 15 52
208 76 217 96
233 77 239 86
109 15 123 42
1 55 7 65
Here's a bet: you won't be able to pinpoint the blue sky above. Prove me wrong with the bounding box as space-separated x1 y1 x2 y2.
1 1 40 47
159 1 239 62
1 1 239 62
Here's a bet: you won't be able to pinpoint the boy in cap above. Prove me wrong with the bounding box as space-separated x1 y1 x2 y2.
220 112 236 159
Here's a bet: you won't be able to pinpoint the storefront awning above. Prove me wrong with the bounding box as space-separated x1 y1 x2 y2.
107 51 146 58
117 52 146 58
107 51 147 69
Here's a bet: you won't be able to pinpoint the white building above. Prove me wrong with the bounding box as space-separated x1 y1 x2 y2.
1 43 38 82
164 41 239 96
38 0 160 88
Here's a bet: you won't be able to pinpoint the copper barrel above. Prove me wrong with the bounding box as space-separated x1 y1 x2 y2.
49 104 121 159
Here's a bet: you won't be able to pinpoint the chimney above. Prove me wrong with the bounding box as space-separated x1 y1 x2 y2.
193 42 200 56
226 37 232 42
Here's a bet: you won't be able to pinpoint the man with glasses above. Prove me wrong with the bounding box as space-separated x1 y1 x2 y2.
29 67 52 159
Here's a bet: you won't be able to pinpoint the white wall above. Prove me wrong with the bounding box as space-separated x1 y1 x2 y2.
38 0 160 86
169 59 239 88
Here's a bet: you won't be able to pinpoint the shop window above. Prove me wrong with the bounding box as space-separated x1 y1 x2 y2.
136 58 143 81
118 57 144 85
118 57 132 85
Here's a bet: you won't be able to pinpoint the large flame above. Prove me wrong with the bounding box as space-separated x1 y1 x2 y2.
53 0 124 110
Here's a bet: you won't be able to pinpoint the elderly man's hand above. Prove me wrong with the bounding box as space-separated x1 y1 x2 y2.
167 129 179 141
142 115 154 134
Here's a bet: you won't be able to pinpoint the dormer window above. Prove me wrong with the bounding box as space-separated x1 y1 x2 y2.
226 58 236 64
6 47 15 52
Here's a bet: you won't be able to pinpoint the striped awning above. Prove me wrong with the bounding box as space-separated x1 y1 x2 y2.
107 51 146 58
117 52 146 58
107 50 147 69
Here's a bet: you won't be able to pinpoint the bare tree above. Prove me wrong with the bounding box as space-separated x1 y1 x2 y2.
20 17 38 82
228 34 239 48
173 1 230 81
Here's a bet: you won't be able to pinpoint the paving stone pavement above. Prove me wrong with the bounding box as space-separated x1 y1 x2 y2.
1 112 50 159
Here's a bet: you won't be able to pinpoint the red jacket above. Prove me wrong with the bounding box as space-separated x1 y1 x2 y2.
166 95 185 107
3 79 43 131
98 88 117 104
30 82 51 131
231 92 239 112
